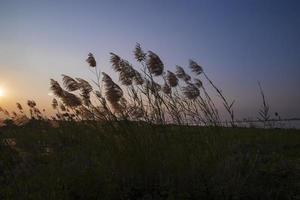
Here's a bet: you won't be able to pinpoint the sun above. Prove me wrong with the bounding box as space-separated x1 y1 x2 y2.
0 87 5 97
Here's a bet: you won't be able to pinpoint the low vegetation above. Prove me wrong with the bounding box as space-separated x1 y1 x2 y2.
1 122 300 199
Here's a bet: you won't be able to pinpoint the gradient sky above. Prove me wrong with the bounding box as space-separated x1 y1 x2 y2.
0 0 300 119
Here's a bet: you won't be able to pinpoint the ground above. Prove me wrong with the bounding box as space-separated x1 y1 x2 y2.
1 121 300 199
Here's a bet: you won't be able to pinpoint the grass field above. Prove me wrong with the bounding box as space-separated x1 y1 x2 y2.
1 121 299 199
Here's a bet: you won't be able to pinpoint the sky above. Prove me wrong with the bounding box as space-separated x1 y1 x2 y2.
0 0 300 119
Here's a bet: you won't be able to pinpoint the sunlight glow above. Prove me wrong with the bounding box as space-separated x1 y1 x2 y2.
0 87 5 97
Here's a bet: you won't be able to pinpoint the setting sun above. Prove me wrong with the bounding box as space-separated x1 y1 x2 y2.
0 87 5 97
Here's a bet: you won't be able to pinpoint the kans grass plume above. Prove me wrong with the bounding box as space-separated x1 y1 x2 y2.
147 51 164 76
42 44 239 126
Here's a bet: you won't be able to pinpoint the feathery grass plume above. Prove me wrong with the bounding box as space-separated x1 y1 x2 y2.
184 74 191 82
50 79 64 97
110 53 137 85
102 72 123 104
175 65 186 79
60 104 66 112
62 75 80 91
182 83 200 100
76 78 93 106
166 71 178 87
61 91 82 107
62 113 71 120
134 43 146 62
110 53 122 72
133 70 144 85
0 106 3 112
118 61 135 86
81 92 91 106
33 108 41 115
52 98 58 109
27 100 37 119
175 65 191 82
147 51 164 76
51 78 81 107
56 113 62 120
162 83 171 95
12 112 17 118
194 78 203 88
27 100 36 108
189 59 203 75
76 78 93 93
86 53 96 67
16 103 23 111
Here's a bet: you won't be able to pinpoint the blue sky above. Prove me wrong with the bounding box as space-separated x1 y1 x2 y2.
0 0 299 118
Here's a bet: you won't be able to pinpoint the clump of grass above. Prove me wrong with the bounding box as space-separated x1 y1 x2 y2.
0 44 298 129
43 44 237 127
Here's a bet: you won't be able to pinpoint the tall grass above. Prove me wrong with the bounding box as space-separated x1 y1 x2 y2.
0 44 298 128
257 82 271 128
44 44 236 127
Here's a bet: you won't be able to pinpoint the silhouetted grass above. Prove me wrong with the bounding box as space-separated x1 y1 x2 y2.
44 44 237 127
